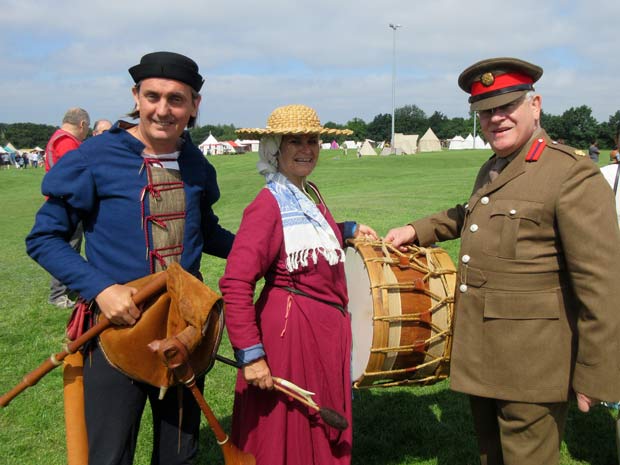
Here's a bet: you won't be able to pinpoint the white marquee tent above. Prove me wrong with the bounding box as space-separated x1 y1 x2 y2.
394 133 418 154
358 139 377 156
417 128 441 152
448 135 465 150
199 133 223 155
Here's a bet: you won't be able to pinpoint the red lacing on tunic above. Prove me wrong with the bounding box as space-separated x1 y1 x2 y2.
140 157 186 272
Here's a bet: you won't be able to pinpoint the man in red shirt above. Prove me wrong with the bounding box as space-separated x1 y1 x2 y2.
45 107 90 171
44 107 90 307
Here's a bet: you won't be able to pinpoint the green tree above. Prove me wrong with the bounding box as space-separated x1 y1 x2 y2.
2 123 56 148
596 110 620 149
394 104 428 135
189 124 238 145
345 117 367 140
556 106 598 148
540 111 565 142
366 113 391 142
428 111 450 139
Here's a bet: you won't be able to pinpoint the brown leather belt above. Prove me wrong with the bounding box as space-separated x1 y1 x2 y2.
271 285 346 315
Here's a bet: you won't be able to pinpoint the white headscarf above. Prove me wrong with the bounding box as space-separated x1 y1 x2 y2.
256 135 344 271
256 135 282 176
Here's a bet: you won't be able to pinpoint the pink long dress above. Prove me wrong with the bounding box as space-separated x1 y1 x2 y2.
220 187 353 465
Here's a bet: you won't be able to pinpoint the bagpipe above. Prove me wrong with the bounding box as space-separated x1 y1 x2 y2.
0 262 255 465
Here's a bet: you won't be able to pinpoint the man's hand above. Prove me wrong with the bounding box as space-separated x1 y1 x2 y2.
242 358 273 390
384 224 417 251
95 284 140 326
576 392 598 413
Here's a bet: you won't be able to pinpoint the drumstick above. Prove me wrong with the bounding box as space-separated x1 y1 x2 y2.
215 355 348 431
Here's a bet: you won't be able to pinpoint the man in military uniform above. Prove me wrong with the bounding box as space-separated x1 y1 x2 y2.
385 57 620 465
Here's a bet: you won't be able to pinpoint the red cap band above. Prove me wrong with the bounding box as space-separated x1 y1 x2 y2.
471 72 534 97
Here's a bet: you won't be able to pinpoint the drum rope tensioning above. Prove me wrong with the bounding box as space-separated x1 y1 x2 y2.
345 239 457 389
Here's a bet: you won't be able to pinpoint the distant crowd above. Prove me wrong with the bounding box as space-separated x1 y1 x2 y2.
0 150 44 169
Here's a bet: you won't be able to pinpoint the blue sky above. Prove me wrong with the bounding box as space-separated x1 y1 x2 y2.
1 0 618 129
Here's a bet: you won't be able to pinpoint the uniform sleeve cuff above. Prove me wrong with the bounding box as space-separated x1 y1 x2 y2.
234 344 265 366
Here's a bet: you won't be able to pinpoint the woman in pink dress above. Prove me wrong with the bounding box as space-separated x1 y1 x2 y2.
220 104 377 465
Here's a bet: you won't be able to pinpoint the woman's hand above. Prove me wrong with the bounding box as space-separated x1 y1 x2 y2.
354 224 379 240
242 358 274 390
95 284 140 326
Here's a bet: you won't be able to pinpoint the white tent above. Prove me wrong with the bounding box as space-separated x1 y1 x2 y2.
448 135 465 150
417 128 441 152
199 133 223 155
358 140 377 156
235 139 259 152
342 140 358 149
394 133 418 154
462 134 474 149
473 135 486 149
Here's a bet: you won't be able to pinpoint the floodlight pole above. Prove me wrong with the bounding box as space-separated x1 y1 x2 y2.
473 112 477 149
389 23 401 153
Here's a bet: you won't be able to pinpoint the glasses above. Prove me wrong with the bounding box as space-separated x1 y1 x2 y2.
477 95 527 119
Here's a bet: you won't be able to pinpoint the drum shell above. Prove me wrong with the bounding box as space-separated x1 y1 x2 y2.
345 241 456 388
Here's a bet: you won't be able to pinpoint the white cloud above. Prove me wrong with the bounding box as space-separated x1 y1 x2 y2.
1 0 618 126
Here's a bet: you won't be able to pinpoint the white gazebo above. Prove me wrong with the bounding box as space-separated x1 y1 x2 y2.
199 133 223 155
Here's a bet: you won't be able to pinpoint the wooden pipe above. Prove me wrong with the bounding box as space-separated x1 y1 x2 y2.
151 337 256 465
0 271 167 407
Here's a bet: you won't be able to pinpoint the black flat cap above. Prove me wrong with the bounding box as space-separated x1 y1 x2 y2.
129 51 204 92
458 57 543 111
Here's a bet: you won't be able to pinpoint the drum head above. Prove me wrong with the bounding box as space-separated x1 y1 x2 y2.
345 247 373 383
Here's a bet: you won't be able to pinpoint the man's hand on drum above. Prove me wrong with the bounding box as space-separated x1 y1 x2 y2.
95 284 141 326
242 358 274 390
354 223 379 240
384 224 418 252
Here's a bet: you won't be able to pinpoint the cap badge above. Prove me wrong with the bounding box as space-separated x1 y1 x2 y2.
480 72 495 87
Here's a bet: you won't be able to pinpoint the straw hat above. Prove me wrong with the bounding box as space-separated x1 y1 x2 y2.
237 104 352 138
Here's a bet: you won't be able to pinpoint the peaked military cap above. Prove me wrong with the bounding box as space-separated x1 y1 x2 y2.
458 57 543 111
129 51 204 92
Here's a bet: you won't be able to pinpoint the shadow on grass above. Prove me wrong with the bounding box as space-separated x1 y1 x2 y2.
563 402 617 465
193 386 620 465
351 383 479 465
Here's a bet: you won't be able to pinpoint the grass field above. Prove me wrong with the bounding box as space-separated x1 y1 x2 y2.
0 149 617 465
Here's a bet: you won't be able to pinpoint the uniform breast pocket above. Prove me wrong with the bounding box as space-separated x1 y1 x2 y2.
483 200 543 259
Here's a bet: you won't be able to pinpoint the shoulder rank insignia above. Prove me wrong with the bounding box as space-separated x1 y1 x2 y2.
574 149 586 157
525 138 546 162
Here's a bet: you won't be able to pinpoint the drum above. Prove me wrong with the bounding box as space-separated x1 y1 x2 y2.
345 240 456 389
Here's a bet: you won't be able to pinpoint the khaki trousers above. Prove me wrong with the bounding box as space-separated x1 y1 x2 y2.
469 395 568 465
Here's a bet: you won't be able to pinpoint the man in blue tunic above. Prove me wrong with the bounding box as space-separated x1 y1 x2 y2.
26 51 234 465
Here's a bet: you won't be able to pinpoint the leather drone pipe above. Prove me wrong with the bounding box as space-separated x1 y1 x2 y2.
0 272 168 408
151 337 256 465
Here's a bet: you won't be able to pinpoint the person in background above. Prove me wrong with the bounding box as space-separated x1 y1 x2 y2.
220 104 377 465
588 140 600 163
43 107 91 308
26 51 234 465
92 119 113 136
385 57 620 465
28 151 39 168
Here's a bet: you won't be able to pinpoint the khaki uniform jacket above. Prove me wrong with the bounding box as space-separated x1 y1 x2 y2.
413 130 620 403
